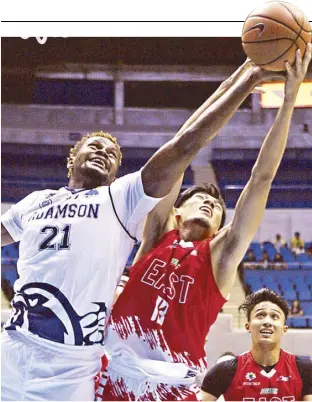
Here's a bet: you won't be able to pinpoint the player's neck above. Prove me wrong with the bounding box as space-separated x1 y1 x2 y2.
68 176 110 190
178 222 211 242
251 343 281 367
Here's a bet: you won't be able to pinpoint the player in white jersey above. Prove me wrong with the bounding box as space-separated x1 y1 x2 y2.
1 53 287 401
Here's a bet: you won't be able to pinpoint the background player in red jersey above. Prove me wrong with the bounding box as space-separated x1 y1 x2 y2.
201 289 312 401
96 46 312 401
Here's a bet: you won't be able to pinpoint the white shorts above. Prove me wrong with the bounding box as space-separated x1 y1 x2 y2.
1 330 102 401
95 349 201 401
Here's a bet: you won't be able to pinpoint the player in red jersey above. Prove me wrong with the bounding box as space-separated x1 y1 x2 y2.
201 289 312 401
96 47 312 401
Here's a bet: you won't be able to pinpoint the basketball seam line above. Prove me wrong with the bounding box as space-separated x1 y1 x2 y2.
244 15 309 45
253 42 296 66
242 37 294 44
279 2 311 34
246 16 304 67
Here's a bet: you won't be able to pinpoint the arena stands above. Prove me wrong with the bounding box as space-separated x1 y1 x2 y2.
243 241 312 328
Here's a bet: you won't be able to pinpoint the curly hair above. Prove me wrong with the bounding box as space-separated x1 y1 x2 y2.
67 131 122 178
175 183 226 229
239 288 289 322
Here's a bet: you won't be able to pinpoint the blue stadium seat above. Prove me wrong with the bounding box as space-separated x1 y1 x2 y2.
280 248 296 262
287 262 300 270
301 262 312 269
277 275 291 287
297 253 310 263
297 288 312 301
262 281 280 293
300 302 312 315
308 318 312 328
282 288 297 300
290 317 307 328
249 243 263 259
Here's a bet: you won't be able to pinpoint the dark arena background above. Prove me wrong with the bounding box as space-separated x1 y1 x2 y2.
1 37 312 364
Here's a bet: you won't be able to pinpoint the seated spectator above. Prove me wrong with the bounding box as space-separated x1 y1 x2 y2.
273 252 284 262
245 249 256 262
259 250 272 269
293 245 305 255
307 244 312 257
273 233 286 251
290 300 304 317
243 250 257 270
273 252 286 270
291 232 305 254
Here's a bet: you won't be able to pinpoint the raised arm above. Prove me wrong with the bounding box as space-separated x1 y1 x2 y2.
135 61 262 261
210 44 312 298
141 63 270 198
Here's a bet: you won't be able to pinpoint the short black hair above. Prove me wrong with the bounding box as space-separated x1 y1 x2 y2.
175 183 226 229
239 288 289 322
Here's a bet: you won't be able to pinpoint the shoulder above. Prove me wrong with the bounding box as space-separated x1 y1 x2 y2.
201 358 238 397
204 357 238 379
14 190 49 208
111 171 141 188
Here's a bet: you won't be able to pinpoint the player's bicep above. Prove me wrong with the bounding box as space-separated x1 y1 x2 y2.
217 176 272 270
303 395 312 401
1 223 15 246
210 224 237 297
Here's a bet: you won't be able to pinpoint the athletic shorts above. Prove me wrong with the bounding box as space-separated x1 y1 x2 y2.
95 363 201 401
1 330 102 401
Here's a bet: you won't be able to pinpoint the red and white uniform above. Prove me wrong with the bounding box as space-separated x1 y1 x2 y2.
224 350 303 401
96 230 226 401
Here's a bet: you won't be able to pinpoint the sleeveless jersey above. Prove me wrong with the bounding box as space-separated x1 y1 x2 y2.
1 171 160 348
105 229 226 372
224 350 303 401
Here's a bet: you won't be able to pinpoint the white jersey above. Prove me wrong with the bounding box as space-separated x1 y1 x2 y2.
1 170 160 348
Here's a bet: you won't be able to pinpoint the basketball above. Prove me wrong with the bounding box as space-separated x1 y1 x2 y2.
242 1 311 71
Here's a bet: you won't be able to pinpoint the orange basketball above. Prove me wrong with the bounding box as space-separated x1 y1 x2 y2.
242 1 311 71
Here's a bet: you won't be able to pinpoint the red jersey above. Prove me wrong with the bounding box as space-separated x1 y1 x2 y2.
224 350 303 401
105 229 226 372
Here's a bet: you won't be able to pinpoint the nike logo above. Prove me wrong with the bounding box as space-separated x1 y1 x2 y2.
246 23 265 36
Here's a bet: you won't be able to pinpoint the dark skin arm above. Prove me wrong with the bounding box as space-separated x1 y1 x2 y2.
1 223 15 246
141 65 272 198
134 60 265 261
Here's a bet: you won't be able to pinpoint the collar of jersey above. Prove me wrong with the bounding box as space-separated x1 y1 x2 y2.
64 186 87 194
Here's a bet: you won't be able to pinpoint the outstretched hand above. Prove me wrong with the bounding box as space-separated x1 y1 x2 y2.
284 43 312 103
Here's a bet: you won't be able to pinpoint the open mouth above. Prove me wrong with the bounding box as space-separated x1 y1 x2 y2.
200 206 212 217
260 330 273 335
89 157 107 169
